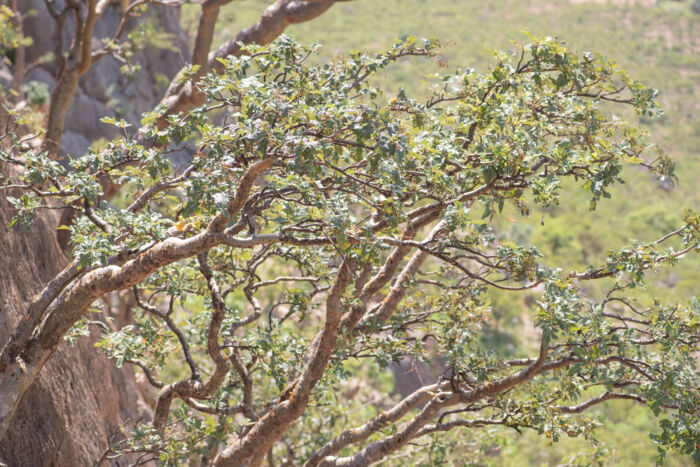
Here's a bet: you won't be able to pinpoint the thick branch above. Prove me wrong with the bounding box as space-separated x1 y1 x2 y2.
212 260 355 466
42 0 100 155
0 258 82 372
152 253 230 436
157 0 341 128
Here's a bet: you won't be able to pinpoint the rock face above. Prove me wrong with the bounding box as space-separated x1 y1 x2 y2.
0 4 190 465
20 0 190 155
0 181 152 466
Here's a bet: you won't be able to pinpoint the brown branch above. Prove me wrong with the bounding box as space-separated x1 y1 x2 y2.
555 391 677 413
351 218 445 331
126 358 164 388
413 417 509 437
182 396 244 415
304 384 438 467
208 156 278 231
0 258 82 372
152 252 231 437
126 165 194 213
157 0 342 130
208 1 340 74
133 288 200 380
319 395 451 467
212 259 356 466
41 0 101 156
229 348 257 420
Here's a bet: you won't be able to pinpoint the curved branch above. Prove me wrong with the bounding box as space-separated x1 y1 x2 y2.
555 391 677 413
0 258 82 372
304 384 438 467
152 252 230 437
212 259 356 466
157 0 343 129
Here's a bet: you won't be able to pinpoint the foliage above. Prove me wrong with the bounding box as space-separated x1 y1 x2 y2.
205 2 700 463
0 5 31 54
2 33 699 465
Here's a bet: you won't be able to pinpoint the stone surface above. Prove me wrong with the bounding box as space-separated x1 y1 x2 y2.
0 61 11 87
20 0 190 151
0 169 152 466
0 3 191 465
61 130 94 157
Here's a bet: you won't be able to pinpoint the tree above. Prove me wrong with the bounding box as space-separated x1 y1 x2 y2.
1 7 699 467
0 1 347 465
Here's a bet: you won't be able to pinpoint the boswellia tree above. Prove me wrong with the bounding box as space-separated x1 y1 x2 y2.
1 31 699 466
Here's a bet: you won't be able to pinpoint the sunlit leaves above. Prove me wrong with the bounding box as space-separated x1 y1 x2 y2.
3 34 698 465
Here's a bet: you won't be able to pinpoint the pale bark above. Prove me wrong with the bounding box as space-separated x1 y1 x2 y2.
42 0 100 156
212 261 356 466
158 0 342 128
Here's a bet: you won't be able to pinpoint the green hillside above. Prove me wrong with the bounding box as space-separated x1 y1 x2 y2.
182 2 700 464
